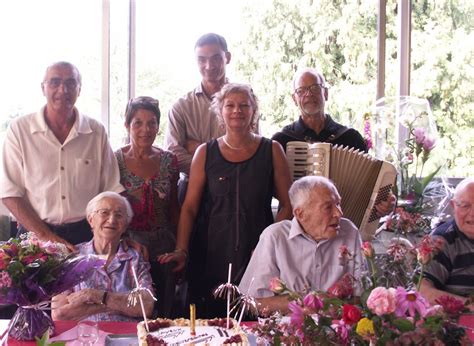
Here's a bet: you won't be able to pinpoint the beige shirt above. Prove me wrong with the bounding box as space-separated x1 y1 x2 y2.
164 84 224 175
1 107 124 224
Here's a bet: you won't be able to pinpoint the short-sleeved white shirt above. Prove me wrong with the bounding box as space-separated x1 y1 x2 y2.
1 107 124 224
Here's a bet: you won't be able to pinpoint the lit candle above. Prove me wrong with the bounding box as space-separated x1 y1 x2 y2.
190 304 196 336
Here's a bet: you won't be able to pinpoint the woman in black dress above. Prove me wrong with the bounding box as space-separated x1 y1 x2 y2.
159 83 292 317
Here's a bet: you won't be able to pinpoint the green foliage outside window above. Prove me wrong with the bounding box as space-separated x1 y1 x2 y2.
233 0 473 177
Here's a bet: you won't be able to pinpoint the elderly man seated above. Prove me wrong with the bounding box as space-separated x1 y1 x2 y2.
239 176 364 315
52 192 154 321
420 177 474 305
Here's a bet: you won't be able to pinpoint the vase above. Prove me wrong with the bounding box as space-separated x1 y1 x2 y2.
8 305 55 340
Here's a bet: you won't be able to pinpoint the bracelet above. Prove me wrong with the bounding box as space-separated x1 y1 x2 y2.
101 291 108 305
173 248 188 259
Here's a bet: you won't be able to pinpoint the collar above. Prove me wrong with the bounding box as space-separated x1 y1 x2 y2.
294 114 340 134
195 78 230 98
30 106 92 135
81 239 134 261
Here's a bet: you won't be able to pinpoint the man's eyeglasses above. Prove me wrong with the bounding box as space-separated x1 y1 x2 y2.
453 201 473 213
294 84 325 97
94 209 126 221
43 78 79 90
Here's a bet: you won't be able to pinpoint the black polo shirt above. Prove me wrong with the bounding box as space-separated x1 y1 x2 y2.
271 115 368 152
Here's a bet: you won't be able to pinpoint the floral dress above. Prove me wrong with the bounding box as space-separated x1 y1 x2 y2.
114 147 178 317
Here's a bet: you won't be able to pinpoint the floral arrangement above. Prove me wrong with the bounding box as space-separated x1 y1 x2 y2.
367 97 449 238
251 240 470 345
0 233 104 341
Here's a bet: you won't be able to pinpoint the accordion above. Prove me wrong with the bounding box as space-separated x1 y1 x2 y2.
286 141 397 240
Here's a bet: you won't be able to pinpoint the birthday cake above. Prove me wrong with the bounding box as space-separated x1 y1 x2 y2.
137 318 248 346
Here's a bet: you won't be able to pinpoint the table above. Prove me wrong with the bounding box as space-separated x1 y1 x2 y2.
2 320 137 346
1 317 474 345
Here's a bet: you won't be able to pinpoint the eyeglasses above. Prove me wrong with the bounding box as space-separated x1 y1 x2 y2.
453 201 473 213
294 84 325 97
127 96 159 110
43 78 79 90
94 209 126 220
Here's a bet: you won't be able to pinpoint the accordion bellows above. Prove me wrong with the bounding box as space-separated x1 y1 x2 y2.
286 142 397 240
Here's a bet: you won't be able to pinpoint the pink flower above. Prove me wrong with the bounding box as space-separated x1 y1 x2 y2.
425 304 444 317
422 135 436 152
0 271 12 288
332 320 350 344
366 287 397 316
395 287 429 318
416 236 444 265
269 277 286 294
435 295 466 317
413 127 426 144
327 273 354 299
387 238 415 262
361 242 374 258
338 245 353 266
288 301 305 329
303 293 323 311
0 251 11 270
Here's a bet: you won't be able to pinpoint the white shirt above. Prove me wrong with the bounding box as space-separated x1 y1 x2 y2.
239 217 365 297
1 107 124 224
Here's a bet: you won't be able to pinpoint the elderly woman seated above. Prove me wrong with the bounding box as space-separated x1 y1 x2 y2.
52 191 154 321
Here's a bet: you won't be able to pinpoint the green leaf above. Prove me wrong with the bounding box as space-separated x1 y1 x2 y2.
392 318 415 332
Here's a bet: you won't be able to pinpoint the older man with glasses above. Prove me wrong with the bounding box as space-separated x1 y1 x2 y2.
272 67 367 152
272 67 395 217
1 61 123 251
420 177 474 307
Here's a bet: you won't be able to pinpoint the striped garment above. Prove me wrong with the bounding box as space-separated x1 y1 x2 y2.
423 219 474 297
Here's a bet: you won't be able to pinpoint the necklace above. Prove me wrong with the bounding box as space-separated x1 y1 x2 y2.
222 133 255 150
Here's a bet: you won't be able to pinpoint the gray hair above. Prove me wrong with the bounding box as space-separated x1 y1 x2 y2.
291 67 326 92
454 177 474 199
44 61 82 86
86 191 133 224
289 176 339 210
210 83 259 131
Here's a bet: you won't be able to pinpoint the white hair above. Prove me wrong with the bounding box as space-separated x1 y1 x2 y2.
291 67 326 91
289 176 339 210
85 191 133 224
454 177 474 199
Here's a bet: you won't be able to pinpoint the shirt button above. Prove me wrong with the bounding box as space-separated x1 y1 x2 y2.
61 196 66 200
85 160 89 164
60 166 64 170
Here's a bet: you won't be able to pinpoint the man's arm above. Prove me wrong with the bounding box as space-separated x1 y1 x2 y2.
164 105 194 175
419 278 471 306
2 197 75 251
256 295 291 316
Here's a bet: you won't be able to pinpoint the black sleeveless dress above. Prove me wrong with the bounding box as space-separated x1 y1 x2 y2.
188 137 274 317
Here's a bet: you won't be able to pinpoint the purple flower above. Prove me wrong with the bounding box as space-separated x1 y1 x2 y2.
288 301 305 329
422 135 436 152
395 287 429 318
303 293 323 311
413 127 426 144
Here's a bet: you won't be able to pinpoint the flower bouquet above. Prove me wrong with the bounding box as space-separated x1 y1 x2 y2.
251 240 470 345
0 233 104 341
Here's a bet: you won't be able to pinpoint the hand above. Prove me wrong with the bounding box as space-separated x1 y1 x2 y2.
41 231 76 253
121 237 149 261
67 288 103 305
185 140 201 155
375 192 397 217
157 250 187 272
